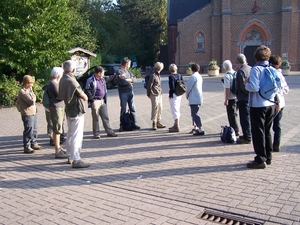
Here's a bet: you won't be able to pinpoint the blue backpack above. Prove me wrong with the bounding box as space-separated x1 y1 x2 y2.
259 66 282 103
220 126 237 144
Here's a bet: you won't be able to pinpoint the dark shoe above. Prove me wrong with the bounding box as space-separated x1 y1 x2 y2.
189 128 196 134
72 159 90 168
273 145 280 152
119 126 123 132
247 160 266 169
237 138 252 144
55 149 69 159
50 139 55 146
31 144 43 150
133 125 140 130
24 147 35 154
193 129 205 135
169 125 179 132
152 122 157 130
94 134 100 139
266 159 272 165
157 122 166 129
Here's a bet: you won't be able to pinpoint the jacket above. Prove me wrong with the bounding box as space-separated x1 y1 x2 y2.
185 72 203 105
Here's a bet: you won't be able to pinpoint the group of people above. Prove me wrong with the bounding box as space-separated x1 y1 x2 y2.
17 59 141 169
146 62 205 135
17 45 289 169
222 45 289 169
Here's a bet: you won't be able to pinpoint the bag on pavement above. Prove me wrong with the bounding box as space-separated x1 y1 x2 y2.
220 125 237 143
122 111 134 131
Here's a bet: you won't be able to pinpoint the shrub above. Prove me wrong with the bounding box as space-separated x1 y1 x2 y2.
0 75 20 106
130 67 142 79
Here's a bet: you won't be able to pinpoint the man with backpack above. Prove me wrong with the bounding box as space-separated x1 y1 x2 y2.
245 45 276 169
222 60 239 137
235 54 252 144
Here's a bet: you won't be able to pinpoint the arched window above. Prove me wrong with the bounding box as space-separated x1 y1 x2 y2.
196 32 205 52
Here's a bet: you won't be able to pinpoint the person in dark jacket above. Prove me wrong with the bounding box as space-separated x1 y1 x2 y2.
168 64 183 132
85 66 117 138
235 54 252 144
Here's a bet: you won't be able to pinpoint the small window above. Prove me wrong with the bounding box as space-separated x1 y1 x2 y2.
196 33 205 53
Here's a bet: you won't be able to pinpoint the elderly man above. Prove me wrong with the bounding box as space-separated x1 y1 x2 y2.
59 60 90 168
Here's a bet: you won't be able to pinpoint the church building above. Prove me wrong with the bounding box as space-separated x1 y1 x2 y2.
167 0 300 73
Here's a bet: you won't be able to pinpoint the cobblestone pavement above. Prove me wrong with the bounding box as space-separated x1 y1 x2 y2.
0 72 300 225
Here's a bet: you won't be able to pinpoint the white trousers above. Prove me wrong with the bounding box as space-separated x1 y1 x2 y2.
169 93 182 120
66 115 84 161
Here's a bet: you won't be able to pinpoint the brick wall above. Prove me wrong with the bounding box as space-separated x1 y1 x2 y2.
173 0 299 73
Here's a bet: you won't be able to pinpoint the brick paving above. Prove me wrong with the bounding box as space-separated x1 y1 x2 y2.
0 72 300 225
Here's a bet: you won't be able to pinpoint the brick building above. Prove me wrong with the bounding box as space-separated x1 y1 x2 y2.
167 0 300 73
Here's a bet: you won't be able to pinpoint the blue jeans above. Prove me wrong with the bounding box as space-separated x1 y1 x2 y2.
238 100 251 141
190 105 202 128
273 107 283 147
21 114 38 148
119 91 137 126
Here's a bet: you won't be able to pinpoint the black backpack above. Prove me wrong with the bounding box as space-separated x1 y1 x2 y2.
143 74 150 89
122 111 134 131
221 71 237 95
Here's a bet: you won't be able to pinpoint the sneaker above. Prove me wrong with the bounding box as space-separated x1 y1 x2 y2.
247 160 266 169
157 122 166 129
152 122 157 130
24 147 35 154
169 125 179 132
31 144 43 150
59 147 66 154
94 134 100 139
107 133 118 137
133 125 140 130
237 138 252 144
72 159 90 168
193 129 205 135
55 149 69 159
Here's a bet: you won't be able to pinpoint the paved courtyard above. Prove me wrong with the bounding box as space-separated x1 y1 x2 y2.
0 72 299 225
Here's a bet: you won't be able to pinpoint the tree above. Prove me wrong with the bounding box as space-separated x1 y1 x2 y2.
117 0 167 66
0 0 97 78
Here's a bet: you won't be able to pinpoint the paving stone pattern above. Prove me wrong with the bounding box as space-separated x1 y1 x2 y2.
0 73 300 225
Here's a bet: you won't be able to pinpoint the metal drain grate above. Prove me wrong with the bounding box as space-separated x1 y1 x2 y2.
197 209 264 225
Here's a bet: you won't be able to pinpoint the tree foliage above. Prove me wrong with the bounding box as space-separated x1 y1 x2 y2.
117 0 167 65
0 0 96 78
